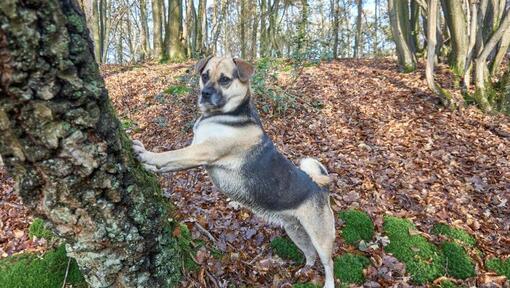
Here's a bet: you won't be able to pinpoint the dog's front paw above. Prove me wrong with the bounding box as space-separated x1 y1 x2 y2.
132 140 153 163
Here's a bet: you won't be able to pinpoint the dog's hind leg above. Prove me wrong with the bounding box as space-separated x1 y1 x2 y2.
297 200 336 288
283 219 317 267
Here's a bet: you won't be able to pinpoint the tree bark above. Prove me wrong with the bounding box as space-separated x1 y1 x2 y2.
388 0 416 71
260 0 267 57
490 25 510 75
441 0 469 75
140 0 149 61
426 0 458 108
250 0 258 59
197 0 207 56
240 0 247 58
152 0 164 59
353 0 362 58
0 0 183 287
474 9 510 110
297 0 308 55
91 0 103 63
331 0 340 58
165 0 186 61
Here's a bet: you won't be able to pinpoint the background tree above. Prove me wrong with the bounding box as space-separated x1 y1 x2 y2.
388 0 416 71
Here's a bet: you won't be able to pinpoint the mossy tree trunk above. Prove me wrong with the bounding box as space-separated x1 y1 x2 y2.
0 1 182 287
441 0 468 76
388 0 417 72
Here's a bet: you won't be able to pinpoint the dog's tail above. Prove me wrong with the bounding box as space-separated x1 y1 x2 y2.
299 157 330 188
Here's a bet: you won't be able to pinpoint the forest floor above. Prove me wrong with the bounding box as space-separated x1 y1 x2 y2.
1 58 509 287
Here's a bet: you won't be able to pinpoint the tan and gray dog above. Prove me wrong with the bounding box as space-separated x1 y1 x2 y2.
132 56 336 288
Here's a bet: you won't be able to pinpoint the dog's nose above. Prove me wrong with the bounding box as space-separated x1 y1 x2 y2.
201 87 215 100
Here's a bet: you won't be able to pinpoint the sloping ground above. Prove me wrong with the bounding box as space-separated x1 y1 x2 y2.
1 58 509 287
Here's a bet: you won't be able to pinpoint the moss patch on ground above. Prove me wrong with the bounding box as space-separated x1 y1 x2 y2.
338 209 374 245
437 280 460 288
28 218 54 240
164 85 191 95
486 258 510 279
0 245 86 288
383 216 445 285
333 253 370 284
431 223 476 247
441 242 475 279
271 236 304 263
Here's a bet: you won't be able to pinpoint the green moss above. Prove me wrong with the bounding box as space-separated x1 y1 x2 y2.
432 224 476 247
437 280 459 288
402 64 416 73
442 242 475 279
271 236 304 263
383 216 445 285
333 253 370 284
339 209 374 245
486 258 510 279
0 245 86 288
164 85 191 95
174 223 199 272
28 218 54 240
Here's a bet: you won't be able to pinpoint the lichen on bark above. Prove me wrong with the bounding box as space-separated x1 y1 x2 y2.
0 0 182 287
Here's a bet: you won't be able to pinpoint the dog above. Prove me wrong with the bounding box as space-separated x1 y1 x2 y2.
132 56 336 288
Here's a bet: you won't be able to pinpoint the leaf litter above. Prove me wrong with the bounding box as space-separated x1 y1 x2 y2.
1 58 509 287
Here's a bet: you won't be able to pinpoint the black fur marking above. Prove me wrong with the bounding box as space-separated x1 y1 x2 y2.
202 96 263 127
318 164 328 175
237 135 325 211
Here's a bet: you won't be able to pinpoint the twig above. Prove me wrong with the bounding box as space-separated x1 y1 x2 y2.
195 222 217 243
0 201 23 209
61 257 72 288
205 270 220 288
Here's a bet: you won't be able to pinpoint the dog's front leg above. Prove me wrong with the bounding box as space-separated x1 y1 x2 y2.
132 140 220 173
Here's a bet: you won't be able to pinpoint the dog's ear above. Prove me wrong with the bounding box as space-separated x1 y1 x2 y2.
233 58 255 82
195 56 213 74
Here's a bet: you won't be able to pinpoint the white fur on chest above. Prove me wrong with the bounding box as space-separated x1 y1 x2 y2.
192 116 241 144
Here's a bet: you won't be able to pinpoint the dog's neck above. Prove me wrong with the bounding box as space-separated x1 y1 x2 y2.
201 89 263 127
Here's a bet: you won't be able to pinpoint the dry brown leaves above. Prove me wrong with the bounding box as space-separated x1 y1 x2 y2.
1 58 509 287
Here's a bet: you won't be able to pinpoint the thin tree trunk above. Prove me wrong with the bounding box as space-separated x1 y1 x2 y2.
184 0 192 57
117 25 124 63
353 0 362 58
0 0 183 286
260 0 267 56
441 0 469 75
388 0 416 71
197 0 207 55
152 0 164 59
490 26 510 75
474 9 510 110
268 0 280 56
426 0 457 108
410 1 420 53
140 0 149 61
373 0 378 55
92 0 102 63
100 0 108 63
165 0 186 60
240 0 247 58
297 0 308 54
250 0 258 59
463 0 478 90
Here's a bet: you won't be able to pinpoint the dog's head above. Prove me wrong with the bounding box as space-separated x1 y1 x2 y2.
195 56 255 114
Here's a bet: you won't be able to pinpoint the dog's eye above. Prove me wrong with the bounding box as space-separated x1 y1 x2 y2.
201 73 209 83
219 75 231 85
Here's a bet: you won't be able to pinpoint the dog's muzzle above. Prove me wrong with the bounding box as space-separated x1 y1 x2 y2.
200 86 225 108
